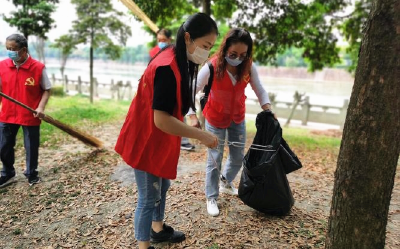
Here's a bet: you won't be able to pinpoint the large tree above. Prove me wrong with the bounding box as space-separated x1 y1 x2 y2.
3 0 59 40
326 0 400 247
69 0 131 103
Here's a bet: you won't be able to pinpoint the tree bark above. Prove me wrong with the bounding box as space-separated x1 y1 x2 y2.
202 0 211 15
326 1 400 248
90 43 94 104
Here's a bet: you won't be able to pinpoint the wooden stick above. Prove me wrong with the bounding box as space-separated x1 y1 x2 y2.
118 0 159 33
0 92 103 148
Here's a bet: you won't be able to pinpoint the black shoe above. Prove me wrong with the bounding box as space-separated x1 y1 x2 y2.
148 247 155 249
150 224 185 243
0 175 16 188
181 143 195 151
28 176 41 186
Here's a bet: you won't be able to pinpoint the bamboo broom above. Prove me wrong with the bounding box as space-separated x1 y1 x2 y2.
118 0 159 33
0 92 103 148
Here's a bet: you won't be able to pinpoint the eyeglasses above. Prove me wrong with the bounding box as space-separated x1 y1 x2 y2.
227 53 248 61
6 47 22 52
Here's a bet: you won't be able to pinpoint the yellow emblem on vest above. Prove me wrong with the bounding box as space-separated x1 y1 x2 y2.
25 77 35 86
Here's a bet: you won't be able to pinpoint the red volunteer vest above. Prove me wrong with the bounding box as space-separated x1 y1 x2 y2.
115 47 183 179
0 56 45 126
203 58 250 128
149 46 161 58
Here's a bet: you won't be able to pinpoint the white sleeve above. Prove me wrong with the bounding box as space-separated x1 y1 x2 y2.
196 63 211 93
41 68 52 90
249 64 270 106
187 64 211 115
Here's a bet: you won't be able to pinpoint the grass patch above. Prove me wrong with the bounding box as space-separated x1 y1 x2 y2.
246 120 341 150
39 95 130 144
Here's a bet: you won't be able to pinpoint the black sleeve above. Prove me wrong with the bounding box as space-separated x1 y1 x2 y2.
152 66 177 115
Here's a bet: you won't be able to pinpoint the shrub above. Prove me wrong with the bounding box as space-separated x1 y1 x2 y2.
51 86 65 97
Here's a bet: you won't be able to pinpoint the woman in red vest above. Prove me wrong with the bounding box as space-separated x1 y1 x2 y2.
148 28 172 59
188 28 274 216
115 13 218 249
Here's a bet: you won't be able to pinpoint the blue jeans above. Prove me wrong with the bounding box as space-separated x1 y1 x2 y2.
134 169 170 241
181 116 189 145
0 122 40 178
205 120 246 199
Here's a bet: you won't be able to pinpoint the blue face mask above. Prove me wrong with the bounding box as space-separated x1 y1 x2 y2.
7 49 21 61
158 42 168 49
225 56 243 67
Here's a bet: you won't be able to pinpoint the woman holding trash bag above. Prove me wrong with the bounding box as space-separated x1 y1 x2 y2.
188 28 274 217
115 13 219 249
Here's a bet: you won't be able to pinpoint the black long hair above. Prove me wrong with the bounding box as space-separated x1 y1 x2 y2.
175 13 218 115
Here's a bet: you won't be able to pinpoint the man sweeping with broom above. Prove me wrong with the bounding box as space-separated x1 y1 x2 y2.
0 34 51 188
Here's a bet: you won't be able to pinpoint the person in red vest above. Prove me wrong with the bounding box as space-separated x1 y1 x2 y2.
188 28 275 216
0 34 51 188
115 13 218 249
149 28 172 58
149 28 196 151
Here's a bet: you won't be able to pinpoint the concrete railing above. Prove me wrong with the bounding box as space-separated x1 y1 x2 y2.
51 74 133 100
52 74 348 128
246 96 349 128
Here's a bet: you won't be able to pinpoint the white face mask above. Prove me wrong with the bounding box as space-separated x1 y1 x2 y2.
186 40 210 64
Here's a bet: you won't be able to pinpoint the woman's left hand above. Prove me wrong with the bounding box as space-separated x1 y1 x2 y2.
262 103 277 120
189 114 201 128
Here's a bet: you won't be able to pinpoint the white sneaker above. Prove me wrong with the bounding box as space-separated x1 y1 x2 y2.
206 198 219 216
219 181 238 196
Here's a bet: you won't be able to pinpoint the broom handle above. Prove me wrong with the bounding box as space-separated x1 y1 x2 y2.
0 92 38 114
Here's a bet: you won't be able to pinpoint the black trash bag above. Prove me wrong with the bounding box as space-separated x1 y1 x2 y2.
279 138 302 174
238 110 302 216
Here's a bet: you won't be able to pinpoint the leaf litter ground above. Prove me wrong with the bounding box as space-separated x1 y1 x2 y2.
0 122 399 249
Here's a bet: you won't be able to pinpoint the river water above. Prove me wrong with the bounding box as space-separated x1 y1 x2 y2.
45 59 354 107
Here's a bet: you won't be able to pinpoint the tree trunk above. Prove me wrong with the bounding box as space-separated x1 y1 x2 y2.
90 44 94 104
60 54 67 81
326 1 400 248
32 37 46 63
202 0 211 15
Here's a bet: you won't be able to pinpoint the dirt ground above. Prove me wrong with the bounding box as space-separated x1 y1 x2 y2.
0 122 399 249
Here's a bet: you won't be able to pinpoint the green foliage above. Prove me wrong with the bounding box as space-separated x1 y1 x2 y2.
133 0 197 29
210 22 230 55
50 86 65 97
51 35 76 56
338 0 371 73
234 0 347 71
70 0 132 56
133 0 364 72
3 0 59 40
212 0 237 20
276 47 307 67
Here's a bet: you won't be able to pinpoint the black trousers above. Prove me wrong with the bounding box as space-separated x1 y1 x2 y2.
0 122 40 178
